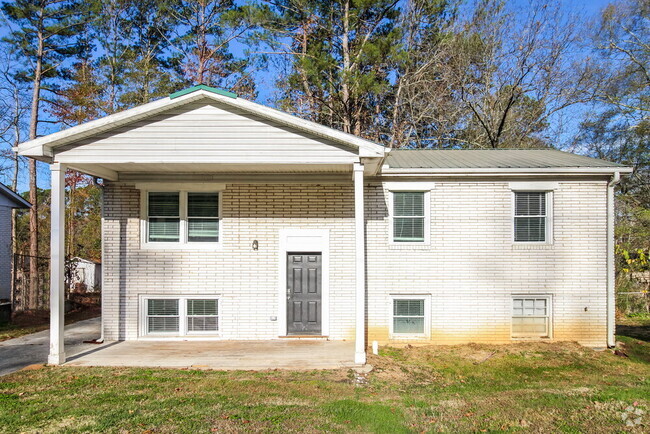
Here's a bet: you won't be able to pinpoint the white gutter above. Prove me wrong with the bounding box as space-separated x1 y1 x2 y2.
380 166 634 175
607 171 621 348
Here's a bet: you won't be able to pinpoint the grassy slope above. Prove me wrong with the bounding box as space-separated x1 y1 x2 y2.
0 339 647 433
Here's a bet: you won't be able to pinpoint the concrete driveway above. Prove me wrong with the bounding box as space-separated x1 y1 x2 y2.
0 317 101 376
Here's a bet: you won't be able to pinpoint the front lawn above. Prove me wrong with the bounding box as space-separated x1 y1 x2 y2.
0 331 648 432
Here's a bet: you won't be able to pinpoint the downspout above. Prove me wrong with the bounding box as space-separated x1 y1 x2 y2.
607 171 620 348
99 182 105 343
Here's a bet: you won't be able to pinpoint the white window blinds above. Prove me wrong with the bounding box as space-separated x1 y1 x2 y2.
148 192 180 242
187 193 219 242
514 192 546 242
146 191 220 244
147 299 180 333
393 192 425 242
187 299 219 332
393 299 425 334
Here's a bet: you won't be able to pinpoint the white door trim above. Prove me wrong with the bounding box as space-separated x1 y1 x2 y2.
278 229 330 337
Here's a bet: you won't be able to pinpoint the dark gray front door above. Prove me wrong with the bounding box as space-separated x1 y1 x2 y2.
287 252 322 335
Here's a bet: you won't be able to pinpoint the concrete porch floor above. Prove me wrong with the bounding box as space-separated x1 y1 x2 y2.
66 340 357 370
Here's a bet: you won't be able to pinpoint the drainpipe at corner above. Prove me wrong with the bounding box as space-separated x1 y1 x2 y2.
607 171 620 348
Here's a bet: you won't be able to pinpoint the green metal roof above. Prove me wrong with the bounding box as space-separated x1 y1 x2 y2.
386 149 627 169
170 85 237 99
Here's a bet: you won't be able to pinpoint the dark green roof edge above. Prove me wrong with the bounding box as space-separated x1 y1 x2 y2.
170 85 237 99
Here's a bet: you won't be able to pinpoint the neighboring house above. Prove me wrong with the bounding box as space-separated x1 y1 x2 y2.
0 182 30 319
16 85 632 366
68 257 101 293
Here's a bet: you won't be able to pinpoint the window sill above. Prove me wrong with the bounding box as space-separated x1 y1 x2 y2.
511 243 554 250
389 334 429 340
140 242 224 251
388 243 431 250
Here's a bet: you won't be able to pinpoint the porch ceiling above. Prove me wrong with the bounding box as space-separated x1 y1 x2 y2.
67 162 375 182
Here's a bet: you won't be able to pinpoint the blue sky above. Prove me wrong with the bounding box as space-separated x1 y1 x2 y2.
2 0 615 193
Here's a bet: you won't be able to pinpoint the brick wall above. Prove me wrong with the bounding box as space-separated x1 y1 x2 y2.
103 179 609 347
366 180 608 347
0 206 11 301
102 183 356 341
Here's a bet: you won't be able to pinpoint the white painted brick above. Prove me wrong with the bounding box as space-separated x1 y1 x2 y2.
102 179 609 347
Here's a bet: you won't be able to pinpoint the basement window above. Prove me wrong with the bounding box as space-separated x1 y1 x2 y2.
511 296 551 338
142 296 219 337
389 295 431 338
146 299 180 334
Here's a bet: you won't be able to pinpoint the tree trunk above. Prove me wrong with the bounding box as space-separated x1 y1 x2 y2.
341 0 352 134
11 113 20 310
27 21 44 311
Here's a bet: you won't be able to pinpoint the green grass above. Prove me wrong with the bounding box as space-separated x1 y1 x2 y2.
0 306 100 342
1 326 648 433
0 323 47 342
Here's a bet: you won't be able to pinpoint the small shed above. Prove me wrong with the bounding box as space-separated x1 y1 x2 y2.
68 257 101 293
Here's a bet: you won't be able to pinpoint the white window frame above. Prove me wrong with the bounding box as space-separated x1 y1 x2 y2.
385 182 434 246
388 294 431 339
139 295 220 338
144 297 180 336
511 190 553 245
511 294 552 339
138 183 225 250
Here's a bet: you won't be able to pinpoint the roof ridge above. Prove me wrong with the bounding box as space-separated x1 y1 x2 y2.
170 85 237 99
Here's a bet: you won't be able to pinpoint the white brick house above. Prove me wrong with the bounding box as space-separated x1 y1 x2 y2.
16 85 631 366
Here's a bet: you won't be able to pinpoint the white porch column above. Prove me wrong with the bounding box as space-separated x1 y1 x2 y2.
353 162 366 364
48 163 66 365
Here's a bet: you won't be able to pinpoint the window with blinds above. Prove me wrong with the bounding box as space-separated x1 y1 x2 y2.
143 297 219 336
148 192 180 242
393 192 425 242
514 192 547 242
146 191 220 244
187 299 219 332
147 299 179 333
512 297 550 338
392 299 425 334
187 193 219 242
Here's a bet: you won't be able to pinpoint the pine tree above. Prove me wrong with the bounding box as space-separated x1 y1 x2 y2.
164 0 261 97
2 0 90 309
263 0 402 138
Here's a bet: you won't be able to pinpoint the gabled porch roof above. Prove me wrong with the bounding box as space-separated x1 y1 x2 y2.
16 86 387 181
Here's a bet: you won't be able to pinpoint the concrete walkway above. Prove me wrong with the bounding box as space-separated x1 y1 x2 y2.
67 340 357 370
0 317 101 376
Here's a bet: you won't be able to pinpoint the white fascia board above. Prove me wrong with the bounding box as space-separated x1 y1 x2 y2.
380 166 633 175
17 89 386 159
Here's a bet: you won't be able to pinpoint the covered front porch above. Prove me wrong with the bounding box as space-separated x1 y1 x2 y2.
67 339 357 370
16 86 387 367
